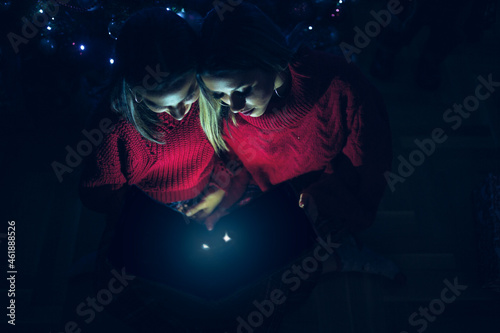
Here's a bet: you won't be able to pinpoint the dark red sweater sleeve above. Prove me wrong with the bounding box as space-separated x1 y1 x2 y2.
303 62 392 232
79 126 137 215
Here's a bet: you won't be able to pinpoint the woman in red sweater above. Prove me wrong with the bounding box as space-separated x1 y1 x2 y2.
80 9 243 220
79 8 250 332
197 3 402 284
198 3 392 235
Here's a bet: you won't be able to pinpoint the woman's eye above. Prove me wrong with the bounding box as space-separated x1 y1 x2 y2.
241 86 252 96
144 100 167 111
212 92 224 99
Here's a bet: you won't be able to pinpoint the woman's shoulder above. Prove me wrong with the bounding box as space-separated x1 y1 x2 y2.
87 110 143 150
289 47 384 121
103 114 138 138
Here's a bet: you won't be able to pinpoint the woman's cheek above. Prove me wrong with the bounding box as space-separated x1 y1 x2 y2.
252 92 272 108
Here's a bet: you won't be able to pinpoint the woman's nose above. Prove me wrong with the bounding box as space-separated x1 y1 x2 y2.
229 91 246 112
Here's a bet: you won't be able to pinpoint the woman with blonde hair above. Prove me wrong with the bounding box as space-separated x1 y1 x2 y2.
198 2 392 236
197 3 404 299
79 8 247 332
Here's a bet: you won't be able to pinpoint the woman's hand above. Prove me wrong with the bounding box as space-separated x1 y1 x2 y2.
202 168 252 231
204 208 230 231
185 188 226 221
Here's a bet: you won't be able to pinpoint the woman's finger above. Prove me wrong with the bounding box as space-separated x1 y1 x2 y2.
204 209 227 231
185 201 206 217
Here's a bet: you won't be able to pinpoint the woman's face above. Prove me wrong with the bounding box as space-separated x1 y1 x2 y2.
137 72 199 121
201 69 278 118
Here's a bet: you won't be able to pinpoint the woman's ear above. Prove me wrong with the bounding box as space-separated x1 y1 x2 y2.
273 72 285 90
273 69 291 95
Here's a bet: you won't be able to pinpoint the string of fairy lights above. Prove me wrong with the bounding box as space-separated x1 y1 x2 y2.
4 0 352 60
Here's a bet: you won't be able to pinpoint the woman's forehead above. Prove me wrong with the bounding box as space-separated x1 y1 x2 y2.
201 70 258 91
142 75 197 105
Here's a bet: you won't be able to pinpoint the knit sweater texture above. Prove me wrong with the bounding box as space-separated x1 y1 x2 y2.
223 48 392 230
81 102 223 211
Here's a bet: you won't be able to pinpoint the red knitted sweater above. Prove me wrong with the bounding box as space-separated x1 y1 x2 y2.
223 48 392 230
80 102 225 212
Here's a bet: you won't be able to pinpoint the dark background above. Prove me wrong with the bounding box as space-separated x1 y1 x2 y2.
1 0 499 332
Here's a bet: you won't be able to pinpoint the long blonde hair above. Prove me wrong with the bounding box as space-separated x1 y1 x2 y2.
197 3 293 154
197 81 231 154
109 8 199 144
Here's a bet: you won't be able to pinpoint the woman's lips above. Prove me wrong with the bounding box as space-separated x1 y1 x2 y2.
239 108 255 116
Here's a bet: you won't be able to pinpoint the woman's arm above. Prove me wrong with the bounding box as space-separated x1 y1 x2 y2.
79 122 134 216
300 71 392 233
185 150 251 230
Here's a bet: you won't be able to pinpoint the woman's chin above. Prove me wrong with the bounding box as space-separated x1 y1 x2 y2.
172 110 190 121
248 108 265 117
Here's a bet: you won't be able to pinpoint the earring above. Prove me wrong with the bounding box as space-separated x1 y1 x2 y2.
274 72 286 98
133 93 143 103
128 87 143 103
